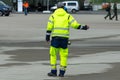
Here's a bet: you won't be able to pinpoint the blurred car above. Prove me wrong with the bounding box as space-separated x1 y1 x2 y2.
84 2 93 11
0 1 12 16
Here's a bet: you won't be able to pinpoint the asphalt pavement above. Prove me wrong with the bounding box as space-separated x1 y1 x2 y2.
0 13 120 80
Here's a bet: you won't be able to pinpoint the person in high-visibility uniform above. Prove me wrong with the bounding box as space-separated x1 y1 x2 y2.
46 2 89 77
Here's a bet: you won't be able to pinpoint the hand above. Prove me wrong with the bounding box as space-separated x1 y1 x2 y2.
46 34 50 45
82 25 89 30
46 35 50 42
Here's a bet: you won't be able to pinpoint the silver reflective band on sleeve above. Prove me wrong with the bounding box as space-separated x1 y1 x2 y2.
52 33 69 37
46 33 51 35
69 19 75 25
53 27 69 30
48 20 54 24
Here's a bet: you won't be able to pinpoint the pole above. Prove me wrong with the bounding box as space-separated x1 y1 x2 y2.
42 0 51 13
17 0 23 12
47 0 49 10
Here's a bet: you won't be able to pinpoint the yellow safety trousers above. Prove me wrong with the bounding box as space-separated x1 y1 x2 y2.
50 46 68 70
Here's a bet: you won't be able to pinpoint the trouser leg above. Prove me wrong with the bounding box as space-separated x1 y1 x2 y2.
105 13 109 19
59 48 68 77
24 8 27 15
50 46 58 69
109 12 112 20
111 14 114 19
48 46 58 77
59 48 68 67
115 13 118 20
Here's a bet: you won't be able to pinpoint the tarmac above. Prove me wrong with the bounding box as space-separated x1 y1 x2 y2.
0 13 120 41
0 13 120 80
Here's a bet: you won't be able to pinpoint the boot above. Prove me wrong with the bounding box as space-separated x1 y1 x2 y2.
59 70 65 77
104 17 106 20
48 70 57 77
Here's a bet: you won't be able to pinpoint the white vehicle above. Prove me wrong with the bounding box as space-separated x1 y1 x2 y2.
50 1 80 13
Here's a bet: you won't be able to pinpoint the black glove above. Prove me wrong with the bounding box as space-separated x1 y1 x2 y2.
81 25 89 30
46 35 50 42
46 31 51 42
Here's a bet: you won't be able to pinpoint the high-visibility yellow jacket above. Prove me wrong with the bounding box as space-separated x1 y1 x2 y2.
46 8 80 38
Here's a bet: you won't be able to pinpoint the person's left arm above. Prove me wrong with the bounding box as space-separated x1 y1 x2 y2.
46 15 54 42
68 15 89 30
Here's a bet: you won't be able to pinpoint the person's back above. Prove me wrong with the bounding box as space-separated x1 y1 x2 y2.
113 2 117 12
46 2 89 77
111 2 118 21
50 8 70 38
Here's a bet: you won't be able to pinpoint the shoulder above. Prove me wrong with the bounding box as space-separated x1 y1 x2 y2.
49 14 54 20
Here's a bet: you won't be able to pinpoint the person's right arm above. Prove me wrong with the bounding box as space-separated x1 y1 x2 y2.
46 15 54 42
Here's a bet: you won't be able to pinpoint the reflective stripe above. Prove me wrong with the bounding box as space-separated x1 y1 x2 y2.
48 20 54 24
69 19 75 25
51 64 57 69
46 33 51 35
52 33 69 37
51 64 57 66
60 66 67 70
52 27 69 37
53 27 69 30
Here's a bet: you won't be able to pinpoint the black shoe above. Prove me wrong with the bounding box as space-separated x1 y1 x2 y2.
48 72 57 77
59 74 64 77
48 70 57 77
59 70 65 77
104 17 106 20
